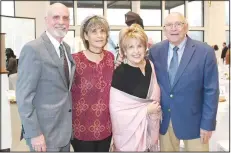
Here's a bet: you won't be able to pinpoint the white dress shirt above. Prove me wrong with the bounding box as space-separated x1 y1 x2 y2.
46 31 71 78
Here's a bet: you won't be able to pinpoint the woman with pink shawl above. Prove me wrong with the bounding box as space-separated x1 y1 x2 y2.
110 24 162 151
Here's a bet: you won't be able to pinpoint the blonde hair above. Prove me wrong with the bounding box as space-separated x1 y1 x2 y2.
119 24 148 56
80 15 110 49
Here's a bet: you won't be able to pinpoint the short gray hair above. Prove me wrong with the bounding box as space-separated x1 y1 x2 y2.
164 12 188 25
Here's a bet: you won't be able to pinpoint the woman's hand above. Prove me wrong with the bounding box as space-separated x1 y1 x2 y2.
114 53 123 69
147 102 161 114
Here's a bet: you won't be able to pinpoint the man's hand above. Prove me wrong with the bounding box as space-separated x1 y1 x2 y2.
147 101 161 114
31 134 46 152
200 128 212 144
114 53 124 69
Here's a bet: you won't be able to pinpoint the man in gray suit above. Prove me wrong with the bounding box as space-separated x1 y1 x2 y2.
16 3 76 152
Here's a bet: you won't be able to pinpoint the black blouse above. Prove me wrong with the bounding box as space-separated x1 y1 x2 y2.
111 60 152 99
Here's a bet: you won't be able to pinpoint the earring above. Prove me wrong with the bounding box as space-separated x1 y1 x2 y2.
123 58 127 64
123 53 128 64
123 53 127 64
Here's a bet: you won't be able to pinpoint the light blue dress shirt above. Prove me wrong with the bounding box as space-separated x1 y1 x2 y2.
167 37 188 70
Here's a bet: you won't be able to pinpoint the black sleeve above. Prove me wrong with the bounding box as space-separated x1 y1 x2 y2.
6 58 16 71
111 65 125 90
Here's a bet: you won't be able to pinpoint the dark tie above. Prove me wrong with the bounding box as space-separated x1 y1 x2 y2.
59 44 70 86
168 46 179 86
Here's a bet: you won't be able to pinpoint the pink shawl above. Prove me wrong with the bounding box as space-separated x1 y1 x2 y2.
109 61 162 151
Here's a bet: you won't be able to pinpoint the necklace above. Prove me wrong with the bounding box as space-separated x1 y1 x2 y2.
88 48 103 54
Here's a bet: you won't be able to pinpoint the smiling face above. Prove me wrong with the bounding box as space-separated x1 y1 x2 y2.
164 13 188 46
84 26 107 52
124 38 146 66
119 24 148 67
80 15 109 51
45 3 70 41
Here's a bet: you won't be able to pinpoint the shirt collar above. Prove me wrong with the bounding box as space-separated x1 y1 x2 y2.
169 36 187 52
46 31 63 49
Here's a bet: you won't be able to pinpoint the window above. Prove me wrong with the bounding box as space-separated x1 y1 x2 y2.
107 1 131 26
68 7 74 25
76 1 103 25
108 31 120 56
1 1 14 16
145 31 162 44
188 1 203 27
164 10 170 19
63 30 76 53
50 1 74 25
226 30 230 45
188 31 204 42
166 1 185 16
225 1 229 26
140 1 161 26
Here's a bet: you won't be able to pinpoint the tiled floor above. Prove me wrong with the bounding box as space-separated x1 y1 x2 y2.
9 103 73 151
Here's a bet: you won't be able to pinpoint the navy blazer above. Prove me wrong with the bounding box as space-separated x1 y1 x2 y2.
149 37 219 140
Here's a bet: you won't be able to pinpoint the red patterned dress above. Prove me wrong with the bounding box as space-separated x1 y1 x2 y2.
71 51 114 141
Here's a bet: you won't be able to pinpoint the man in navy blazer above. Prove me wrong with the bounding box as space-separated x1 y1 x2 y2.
149 12 219 151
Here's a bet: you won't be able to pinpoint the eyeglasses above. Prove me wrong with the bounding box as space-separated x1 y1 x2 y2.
164 22 185 29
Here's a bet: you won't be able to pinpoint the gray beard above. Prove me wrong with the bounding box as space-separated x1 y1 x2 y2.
52 29 67 38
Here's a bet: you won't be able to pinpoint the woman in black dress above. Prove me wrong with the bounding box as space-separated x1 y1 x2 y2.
110 24 162 151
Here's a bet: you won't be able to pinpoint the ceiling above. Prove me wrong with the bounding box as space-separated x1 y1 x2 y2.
50 1 188 10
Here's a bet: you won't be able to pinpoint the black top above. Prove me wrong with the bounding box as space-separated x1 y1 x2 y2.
221 46 228 58
111 60 152 99
6 57 17 76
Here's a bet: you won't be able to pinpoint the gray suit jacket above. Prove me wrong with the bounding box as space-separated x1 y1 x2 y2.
16 32 76 148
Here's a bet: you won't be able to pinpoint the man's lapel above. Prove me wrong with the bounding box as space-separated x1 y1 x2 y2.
172 37 196 88
41 32 68 88
161 40 172 91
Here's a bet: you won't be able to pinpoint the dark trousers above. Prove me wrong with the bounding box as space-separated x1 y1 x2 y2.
71 135 112 152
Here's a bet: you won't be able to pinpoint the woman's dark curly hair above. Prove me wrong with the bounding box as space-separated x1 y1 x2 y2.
6 48 16 59
213 45 219 51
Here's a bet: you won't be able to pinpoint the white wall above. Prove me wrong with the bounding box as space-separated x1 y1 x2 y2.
204 1 226 50
1 74 12 149
15 1 50 38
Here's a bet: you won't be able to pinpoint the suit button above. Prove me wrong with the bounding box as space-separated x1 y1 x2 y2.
168 109 171 112
69 109 72 112
170 94 173 98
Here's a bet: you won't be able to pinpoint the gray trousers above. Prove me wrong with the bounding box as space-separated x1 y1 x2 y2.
26 138 70 152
